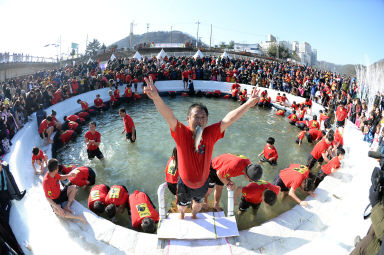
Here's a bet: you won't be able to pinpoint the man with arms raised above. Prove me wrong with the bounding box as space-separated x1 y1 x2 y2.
144 76 260 219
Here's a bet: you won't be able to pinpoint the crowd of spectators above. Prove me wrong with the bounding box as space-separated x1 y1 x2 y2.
0 53 378 157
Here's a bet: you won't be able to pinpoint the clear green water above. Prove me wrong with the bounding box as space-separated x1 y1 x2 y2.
56 96 313 230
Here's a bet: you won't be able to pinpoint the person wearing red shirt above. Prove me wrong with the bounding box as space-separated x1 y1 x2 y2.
291 101 298 111
297 105 306 121
296 119 309 130
52 129 77 151
124 85 133 102
84 121 104 161
43 159 86 224
307 131 334 170
296 127 309 145
88 184 110 214
67 166 96 187
182 70 189 89
275 93 282 103
129 190 159 233
119 108 136 143
77 99 95 116
104 185 129 218
276 109 286 116
132 77 139 92
336 102 348 129
38 116 54 145
164 147 179 196
306 128 323 143
94 94 108 111
315 148 345 186
109 90 118 108
32 147 48 175
273 164 315 207
319 109 330 129
49 110 62 130
258 137 278 165
143 76 261 219
205 153 262 211
308 115 320 130
113 86 121 100
288 110 298 125
332 128 344 149
234 180 280 214
58 164 77 174
62 117 81 134
280 93 289 106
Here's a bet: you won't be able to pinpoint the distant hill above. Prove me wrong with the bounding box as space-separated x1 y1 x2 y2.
112 31 204 49
315 61 357 77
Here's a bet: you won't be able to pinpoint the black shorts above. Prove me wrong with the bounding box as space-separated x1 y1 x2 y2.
273 174 289 192
125 130 136 143
167 182 177 196
87 148 104 160
208 166 224 188
307 154 319 170
88 167 96 185
176 177 209 206
53 186 69 205
336 119 345 128
239 196 261 211
183 78 188 82
260 156 277 165
39 131 48 139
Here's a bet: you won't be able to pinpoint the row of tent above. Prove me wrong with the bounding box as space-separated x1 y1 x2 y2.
87 50 232 64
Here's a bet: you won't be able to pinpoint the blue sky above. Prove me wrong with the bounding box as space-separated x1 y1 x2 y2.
0 0 383 65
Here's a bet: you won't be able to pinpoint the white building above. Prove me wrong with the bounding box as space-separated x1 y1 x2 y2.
299 42 312 54
292 41 299 53
233 43 262 55
312 49 317 65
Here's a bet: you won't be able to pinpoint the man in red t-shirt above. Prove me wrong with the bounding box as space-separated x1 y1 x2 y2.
32 147 48 175
67 166 96 187
119 108 136 143
104 185 129 218
43 159 86 224
307 131 334 170
234 180 280 214
129 190 159 233
84 121 104 161
258 137 278 165
308 115 320 130
94 94 107 111
39 116 54 145
315 148 345 186
336 102 348 129
143 76 260 219
53 129 77 150
274 164 315 207
88 184 110 214
306 128 323 143
204 153 262 211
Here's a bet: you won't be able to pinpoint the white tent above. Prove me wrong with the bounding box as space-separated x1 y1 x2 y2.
133 51 142 60
221 51 231 59
87 58 93 64
156 49 168 59
110 54 116 61
193 50 204 59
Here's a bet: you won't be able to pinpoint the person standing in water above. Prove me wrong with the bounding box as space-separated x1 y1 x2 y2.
143 76 260 219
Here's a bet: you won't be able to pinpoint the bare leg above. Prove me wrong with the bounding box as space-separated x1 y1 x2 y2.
191 201 202 219
64 185 77 213
47 127 54 143
213 185 224 211
203 187 214 209
177 205 187 219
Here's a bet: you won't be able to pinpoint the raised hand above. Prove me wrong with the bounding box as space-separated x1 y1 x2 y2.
143 76 159 100
247 86 260 107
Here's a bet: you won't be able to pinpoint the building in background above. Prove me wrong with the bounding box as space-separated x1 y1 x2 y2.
233 43 262 55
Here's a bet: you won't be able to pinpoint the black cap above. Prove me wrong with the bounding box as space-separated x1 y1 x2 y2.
246 164 263 182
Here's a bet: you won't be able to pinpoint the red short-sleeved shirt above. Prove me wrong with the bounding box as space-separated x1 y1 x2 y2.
319 114 329 123
263 144 278 161
280 164 309 190
39 119 49 134
212 153 250 179
81 101 89 111
165 156 179 184
333 130 344 147
309 120 320 130
105 185 129 206
288 114 297 122
60 130 74 143
311 138 331 160
88 184 109 211
129 190 159 230
60 164 77 174
321 156 341 175
171 121 224 189
276 95 282 102
336 106 348 122
242 180 280 204
85 131 101 151
68 166 90 187
67 115 79 122
32 149 44 162
308 128 323 141
43 173 61 199
94 98 103 107
123 114 135 133
298 131 306 140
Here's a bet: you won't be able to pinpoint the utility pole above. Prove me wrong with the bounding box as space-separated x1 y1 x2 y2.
85 34 88 55
196 20 200 48
209 24 212 49
170 26 172 44
276 37 279 60
146 23 149 33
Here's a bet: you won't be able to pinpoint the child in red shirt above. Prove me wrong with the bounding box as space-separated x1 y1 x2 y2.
32 147 48 175
315 148 345 186
258 137 278 165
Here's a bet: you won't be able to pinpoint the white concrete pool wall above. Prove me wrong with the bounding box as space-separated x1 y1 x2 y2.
7 80 372 254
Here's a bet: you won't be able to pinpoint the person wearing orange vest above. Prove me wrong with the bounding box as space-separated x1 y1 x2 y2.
104 185 129 218
88 184 110 214
129 190 159 233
